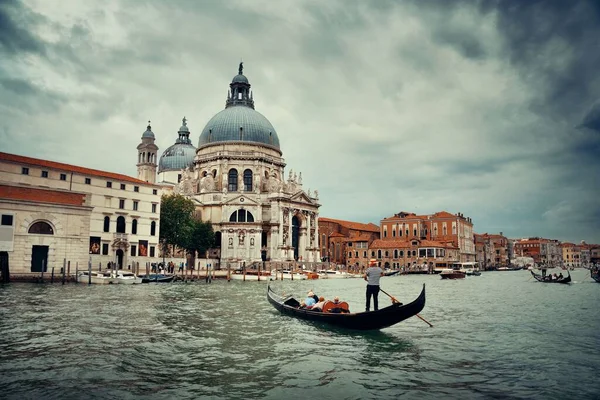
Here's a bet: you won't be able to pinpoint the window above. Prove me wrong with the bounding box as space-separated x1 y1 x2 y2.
151 204 157 213
1 215 13 226
178 174 182 183
103 216 110 232
243 169 253 191
133 201 138 211
228 169 238 191
134 186 139 192
118 199 125 209
120 183 126 190
60 173 67 181
377 250 382 258
150 246 155 257
102 243 109 255
229 209 254 222
116 216 126 233
21 167 29 175
28 221 53 234
41 170 48 178
153 189 157 195
85 178 91 184
131 219 138 234
150 221 156 236
130 245 137 256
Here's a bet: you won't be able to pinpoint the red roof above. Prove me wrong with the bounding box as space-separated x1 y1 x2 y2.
0 151 158 186
0 184 87 206
319 217 379 232
370 239 456 249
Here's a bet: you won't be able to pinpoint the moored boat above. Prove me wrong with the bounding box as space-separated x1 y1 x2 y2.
140 274 175 283
271 270 308 280
115 271 143 284
77 270 114 284
267 284 426 330
591 268 600 283
530 270 571 284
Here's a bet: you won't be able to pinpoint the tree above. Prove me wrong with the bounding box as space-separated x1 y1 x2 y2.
159 194 195 256
185 219 215 265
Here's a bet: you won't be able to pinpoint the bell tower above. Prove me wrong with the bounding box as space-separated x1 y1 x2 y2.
137 121 158 183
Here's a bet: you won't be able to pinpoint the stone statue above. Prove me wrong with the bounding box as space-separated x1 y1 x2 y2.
200 171 215 192
314 190 319 199
239 61 243 75
298 172 302 184
288 169 293 181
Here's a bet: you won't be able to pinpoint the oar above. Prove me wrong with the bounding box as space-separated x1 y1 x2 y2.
380 288 433 327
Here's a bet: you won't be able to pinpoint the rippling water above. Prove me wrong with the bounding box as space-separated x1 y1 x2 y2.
1 270 599 399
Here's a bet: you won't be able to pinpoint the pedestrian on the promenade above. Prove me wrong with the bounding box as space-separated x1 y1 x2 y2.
364 258 385 312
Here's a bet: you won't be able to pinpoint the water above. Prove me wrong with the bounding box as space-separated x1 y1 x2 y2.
1 270 599 400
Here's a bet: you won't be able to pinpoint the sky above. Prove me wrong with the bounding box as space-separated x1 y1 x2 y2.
1 0 599 244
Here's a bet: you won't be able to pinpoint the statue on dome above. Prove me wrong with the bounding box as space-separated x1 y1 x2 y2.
238 61 243 75
298 172 302 184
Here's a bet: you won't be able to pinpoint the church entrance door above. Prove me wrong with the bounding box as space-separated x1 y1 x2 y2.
292 216 300 260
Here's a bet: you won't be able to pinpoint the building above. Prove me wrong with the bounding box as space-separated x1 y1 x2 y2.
318 217 380 265
365 238 459 272
0 149 162 274
474 232 509 269
380 211 476 262
168 63 320 266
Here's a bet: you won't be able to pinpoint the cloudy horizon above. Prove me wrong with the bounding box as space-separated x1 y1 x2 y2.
1 0 599 244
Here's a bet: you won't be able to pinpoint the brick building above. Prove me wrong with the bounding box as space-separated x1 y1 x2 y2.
318 217 379 265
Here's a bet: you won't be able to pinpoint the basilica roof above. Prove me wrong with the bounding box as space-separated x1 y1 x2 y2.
158 117 197 173
141 122 155 139
197 63 281 151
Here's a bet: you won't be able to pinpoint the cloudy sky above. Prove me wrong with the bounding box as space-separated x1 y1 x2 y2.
1 0 599 244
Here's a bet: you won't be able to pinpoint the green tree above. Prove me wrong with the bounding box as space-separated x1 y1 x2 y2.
185 219 215 264
159 194 195 256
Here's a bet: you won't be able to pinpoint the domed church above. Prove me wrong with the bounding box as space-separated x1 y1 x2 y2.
169 63 321 264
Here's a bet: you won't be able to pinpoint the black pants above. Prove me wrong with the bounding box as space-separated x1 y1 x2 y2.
366 285 380 311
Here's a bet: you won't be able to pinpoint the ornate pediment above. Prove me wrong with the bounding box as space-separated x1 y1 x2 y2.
224 194 259 206
290 191 314 204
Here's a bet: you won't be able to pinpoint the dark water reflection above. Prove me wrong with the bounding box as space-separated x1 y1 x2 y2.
1 270 599 399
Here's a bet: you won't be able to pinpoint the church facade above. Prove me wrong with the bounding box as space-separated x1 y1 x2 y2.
162 63 321 265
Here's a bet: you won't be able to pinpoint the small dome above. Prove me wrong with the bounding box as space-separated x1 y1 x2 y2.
158 143 196 172
232 74 248 84
142 123 155 139
198 106 280 150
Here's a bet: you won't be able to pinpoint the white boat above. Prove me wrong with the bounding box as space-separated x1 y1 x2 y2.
271 270 308 280
317 270 352 279
229 272 272 281
115 271 143 284
77 270 114 284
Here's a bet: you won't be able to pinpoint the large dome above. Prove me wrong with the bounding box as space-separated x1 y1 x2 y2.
158 117 197 172
198 106 280 149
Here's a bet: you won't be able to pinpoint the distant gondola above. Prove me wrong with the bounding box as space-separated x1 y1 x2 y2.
267 284 426 330
591 269 600 283
140 274 175 283
530 270 571 284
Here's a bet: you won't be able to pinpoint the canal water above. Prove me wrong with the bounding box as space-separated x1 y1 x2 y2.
1 270 599 399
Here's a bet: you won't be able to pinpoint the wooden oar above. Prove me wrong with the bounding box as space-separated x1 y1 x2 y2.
380 288 433 328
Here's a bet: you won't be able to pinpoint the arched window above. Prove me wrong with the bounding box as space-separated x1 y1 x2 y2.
131 219 138 235
151 221 156 236
229 209 254 222
215 231 222 248
103 216 110 232
243 169 253 191
228 169 238 191
28 221 53 235
116 216 126 233
377 250 382 258
394 249 398 258
400 250 404 257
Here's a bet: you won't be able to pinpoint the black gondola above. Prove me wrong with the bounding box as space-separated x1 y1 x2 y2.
530 270 571 284
140 274 175 283
591 269 600 283
267 284 426 331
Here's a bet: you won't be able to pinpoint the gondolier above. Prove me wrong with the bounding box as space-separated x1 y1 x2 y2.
364 259 385 311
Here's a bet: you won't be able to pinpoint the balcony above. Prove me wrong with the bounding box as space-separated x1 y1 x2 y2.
113 233 129 241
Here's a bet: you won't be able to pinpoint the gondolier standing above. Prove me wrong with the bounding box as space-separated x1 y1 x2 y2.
364 259 385 311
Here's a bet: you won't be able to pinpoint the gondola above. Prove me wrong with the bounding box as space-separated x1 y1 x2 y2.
267 284 426 331
530 270 571 284
590 269 600 283
140 274 175 283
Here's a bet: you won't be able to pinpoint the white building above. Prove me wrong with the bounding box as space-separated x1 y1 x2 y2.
0 143 162 273
167 63 321 265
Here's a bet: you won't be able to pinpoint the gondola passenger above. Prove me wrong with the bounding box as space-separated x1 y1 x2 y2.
312 296 326 311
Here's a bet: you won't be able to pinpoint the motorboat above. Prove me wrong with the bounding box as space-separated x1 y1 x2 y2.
440 269 466 280
139 274 175 283
77 270 114 284
317 270 353 279
271 270 308 280
115 271 143 284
